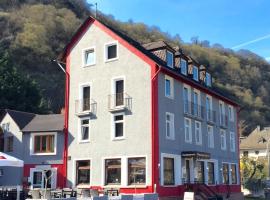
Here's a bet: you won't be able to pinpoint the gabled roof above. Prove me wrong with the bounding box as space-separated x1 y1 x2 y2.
2 109 36 130
240 127 270 150
22 114 64 132
59 16 239 107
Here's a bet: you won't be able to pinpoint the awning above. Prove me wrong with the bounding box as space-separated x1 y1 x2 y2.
181 151 210 160
0 152 24 167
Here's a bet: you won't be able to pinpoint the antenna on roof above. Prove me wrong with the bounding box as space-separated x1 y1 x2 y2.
95 3 98 18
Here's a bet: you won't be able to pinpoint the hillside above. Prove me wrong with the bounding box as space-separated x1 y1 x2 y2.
0 0 269 135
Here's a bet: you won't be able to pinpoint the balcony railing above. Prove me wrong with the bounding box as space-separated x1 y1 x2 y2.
108 93 132 112
219 114 228 127
206 109 216 123
184 101 204 119
75 98 97 116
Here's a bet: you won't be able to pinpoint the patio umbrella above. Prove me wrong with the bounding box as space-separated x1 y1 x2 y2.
0 152 24 167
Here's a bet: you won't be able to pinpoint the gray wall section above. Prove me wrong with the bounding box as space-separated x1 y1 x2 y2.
22 132 64 165
0 167 23 186
67 23 152 187
158 73 239 183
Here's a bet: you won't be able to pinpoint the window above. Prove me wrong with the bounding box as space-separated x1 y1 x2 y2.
105 42 118 61
34 134 55 154
163 157 175 185
219 101 225 126
76 160 90 185
230 132 235 152
195 121 202 145
83 48 95 66
183 86 190 113
207 162 215 185
184 118 192 143
207 126 214 148
165 76 173 98
105 159 121 185
220 129 226 150
113 114 124 139
166 113 175 140
128 157 146 185
222 163 229 184
193 91 200 116
231 164 237 184
228 106 234 122
80 119 90 142
243 151 249 157
166 51 174 68
181 59 187 75
205 72 212 87
114 79 124 107
206 96 212 121
81 85 91 111
193 66 199 81
6 136 13 152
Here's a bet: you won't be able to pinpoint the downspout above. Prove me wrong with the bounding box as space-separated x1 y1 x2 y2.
53 59 68 187
151 65 161 193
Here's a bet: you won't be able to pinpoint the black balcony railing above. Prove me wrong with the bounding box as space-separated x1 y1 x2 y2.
108 93 132 111
184 101 204 119
75 98 97 115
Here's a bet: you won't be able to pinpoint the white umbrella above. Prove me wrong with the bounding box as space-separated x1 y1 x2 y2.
0 152 24 167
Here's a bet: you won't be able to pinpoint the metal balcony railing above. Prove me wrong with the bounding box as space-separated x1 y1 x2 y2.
108 93 132 111
75 98 97 116
219 114 228 127
184 101 204 119
206 109 216 123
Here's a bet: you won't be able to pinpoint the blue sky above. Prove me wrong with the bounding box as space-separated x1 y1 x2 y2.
90 0 270 61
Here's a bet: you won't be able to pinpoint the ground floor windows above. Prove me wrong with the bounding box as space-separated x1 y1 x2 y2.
76 160 90 185
105 159 121 185
207 162 215 185
128 157 146 185
197 161 205 183
231 164 237 184
163 157 175 185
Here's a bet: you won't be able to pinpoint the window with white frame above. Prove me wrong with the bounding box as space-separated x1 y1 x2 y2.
165 76 174 99
105 42 118 61
195 121 202 145
80 119 90 142
193 90 200 116
166 113 175 140
230 132 236 152
207 125 214 148
81 85 91 112
231 164 237 184
228 106 234 122
184 118 192 143
219 101 225 125
220 129 226 150
206 96 212 121
207 162 215 185
113 114 124 139
181 59 187 75
83 48 95 66
163 157 175 185
222 163 229 184
32 133 56 154
193 66 199 81
205 72 212 87
105 158 121 185
166 51 174 68
76 160 90 185
128 157 146 185
183 86 190 113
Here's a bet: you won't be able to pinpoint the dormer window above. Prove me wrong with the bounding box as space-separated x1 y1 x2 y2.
205 72 212 86
180 59 187 75
166 51 174 68
193 66 199 81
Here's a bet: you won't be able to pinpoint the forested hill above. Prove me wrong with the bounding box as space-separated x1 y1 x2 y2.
0 0 269 135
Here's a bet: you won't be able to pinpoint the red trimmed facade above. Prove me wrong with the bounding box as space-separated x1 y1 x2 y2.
62 16 241 198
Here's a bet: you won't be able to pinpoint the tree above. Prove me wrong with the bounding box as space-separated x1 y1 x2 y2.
0 53 41 112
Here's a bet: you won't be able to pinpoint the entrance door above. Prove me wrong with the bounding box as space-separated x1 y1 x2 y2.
197 161 205 183
185 159 191 183
30 168 57 189
115 80 124 106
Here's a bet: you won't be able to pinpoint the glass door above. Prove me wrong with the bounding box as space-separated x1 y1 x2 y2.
115 80 124 106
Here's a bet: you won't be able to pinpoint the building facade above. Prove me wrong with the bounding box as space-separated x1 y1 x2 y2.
61 16 241 198
0 110 64 189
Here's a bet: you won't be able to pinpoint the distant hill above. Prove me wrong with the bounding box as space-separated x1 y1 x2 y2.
0 0 269 135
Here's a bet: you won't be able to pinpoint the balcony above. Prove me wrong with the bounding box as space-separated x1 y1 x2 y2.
75 98 97 116
184 101 204 119
206 109 216 124
219 114 228 128
108 93 132 112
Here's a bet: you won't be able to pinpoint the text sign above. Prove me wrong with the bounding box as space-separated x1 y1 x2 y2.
184 192 194 200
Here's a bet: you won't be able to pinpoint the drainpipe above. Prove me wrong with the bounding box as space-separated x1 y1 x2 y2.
151 65 161 193
53 59 68 187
